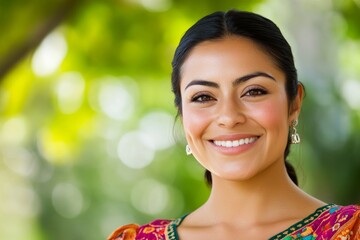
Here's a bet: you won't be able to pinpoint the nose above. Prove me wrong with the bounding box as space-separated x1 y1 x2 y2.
217 98 246 128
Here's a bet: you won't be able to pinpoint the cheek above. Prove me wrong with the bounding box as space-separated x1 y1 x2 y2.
249 99 289 131
182 108 212 137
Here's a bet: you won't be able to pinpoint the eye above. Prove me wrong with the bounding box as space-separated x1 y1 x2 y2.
191 94 215 103
242 87 268 97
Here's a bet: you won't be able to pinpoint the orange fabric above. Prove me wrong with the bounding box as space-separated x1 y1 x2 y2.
350 209 360 240
107 224 139 240
333 207 360 240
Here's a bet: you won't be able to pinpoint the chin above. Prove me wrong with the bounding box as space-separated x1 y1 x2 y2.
213 170 258 182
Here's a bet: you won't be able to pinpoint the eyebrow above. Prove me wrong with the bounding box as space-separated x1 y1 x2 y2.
184 71 276 90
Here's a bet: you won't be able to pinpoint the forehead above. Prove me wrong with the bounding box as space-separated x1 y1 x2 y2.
180 36 282 84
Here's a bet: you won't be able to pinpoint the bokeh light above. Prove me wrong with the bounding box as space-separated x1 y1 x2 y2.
54 72 85 114
117 130 155 169
2 147 37 178
89 76 137 120
139 111 175 151
131 178 170 215
342 79 360 109
52 182 84 219
31 31 67 77
0 116 28 145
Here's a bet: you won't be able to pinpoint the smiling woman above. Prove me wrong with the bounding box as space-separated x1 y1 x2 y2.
108 10 360 240
180 36 295 185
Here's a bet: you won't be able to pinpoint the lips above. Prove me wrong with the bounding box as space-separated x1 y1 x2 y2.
212 137 259 148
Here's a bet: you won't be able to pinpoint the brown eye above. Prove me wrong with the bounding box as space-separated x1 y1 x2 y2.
243 88 267 97
191 94 215 103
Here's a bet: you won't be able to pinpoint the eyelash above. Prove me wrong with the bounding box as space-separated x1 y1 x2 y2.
191 93 215 103
242 87 268 97
190 87 267 103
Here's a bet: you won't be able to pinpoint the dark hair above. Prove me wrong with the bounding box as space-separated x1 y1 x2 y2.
171 10 299 186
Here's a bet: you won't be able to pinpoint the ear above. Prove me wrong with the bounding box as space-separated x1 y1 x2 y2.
289 83 304 121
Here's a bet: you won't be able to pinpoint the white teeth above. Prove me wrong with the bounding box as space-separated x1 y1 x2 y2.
213 137 258 148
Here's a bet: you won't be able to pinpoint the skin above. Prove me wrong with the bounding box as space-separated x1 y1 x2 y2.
177 36 324 239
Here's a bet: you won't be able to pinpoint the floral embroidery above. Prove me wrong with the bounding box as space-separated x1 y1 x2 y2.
274 205 360 240
108 205 360 240
107 224 139 240
143 227 155 234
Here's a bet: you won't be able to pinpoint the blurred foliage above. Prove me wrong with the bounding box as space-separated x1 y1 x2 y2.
0 0 360 239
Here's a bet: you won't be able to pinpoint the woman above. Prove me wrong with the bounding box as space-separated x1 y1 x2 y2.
108 10 360 240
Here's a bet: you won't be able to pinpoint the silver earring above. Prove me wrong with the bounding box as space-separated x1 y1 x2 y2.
290 119 301 144
185 144 192 155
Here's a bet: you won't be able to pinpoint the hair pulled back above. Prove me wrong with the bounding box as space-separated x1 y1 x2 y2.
171 10 299 186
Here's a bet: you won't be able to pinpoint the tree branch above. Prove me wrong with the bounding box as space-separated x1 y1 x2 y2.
0 0 82 82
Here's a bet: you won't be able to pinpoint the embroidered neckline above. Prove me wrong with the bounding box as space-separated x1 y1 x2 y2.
165 204 336 240
269 203 336 239
166 214 188 240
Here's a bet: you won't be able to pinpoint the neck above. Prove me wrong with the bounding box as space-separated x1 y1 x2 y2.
200 160 320 224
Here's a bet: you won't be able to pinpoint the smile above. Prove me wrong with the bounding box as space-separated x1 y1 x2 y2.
213 137 259 148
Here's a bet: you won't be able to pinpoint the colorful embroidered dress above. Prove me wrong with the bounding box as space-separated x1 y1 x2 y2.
108 204 360 240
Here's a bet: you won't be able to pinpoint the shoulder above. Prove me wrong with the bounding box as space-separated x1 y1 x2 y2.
279 204 360 240
137 219 174 239
314 204 360 239
327 204 360 223
108 219 173 240
329 205 360 238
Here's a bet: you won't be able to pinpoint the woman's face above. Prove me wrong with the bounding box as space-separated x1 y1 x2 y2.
180 36 301 182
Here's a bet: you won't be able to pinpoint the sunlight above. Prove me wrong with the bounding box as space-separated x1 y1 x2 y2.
342 79 360 109
52 183 83 219
139 111 175 151
37 128 74 164
2 147 37 178
99 83 133 120
89 77 137 120
0 116 28 145
54 72 85 114
131 179 169 215
140 0 172 12
31 31 67 77
117 131 155 169
123 0 171 11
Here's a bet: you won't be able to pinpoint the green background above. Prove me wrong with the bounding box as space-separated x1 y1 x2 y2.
0 0 359 239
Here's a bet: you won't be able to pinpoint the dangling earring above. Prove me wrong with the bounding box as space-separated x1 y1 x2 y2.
185 144 192 155
290 119 301 144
